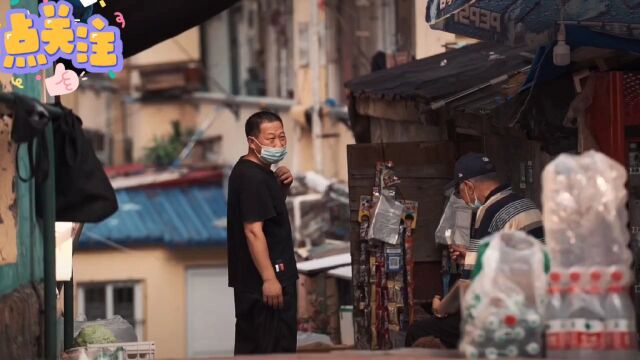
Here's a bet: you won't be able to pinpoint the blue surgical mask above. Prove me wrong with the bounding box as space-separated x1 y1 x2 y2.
464 185 482 210
471 197 482 210
250 137 287 164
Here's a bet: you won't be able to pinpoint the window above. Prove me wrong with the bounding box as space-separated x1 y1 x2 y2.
83 285 106 321
77 282 144 341
84 129 106 153
84 129 108 164
189 136 223 164
202 136 222 163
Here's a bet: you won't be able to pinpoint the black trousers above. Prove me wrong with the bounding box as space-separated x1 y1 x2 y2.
233 284 297 355
404 313 461 349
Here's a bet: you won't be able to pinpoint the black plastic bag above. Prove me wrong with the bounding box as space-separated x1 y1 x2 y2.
38 106 118 222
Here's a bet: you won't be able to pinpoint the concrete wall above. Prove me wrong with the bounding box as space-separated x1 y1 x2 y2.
197 103 299 168
203 14 232 93
123 99 353 181
414 0 456 59
61 85 141 166
127 28 201 67
291 0 354 181
125 101 200 163
73 246 226 360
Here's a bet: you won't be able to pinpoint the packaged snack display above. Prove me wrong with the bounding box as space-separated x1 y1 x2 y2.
353 161 418 350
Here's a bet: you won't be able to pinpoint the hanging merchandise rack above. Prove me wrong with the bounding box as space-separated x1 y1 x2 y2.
354 160 418 349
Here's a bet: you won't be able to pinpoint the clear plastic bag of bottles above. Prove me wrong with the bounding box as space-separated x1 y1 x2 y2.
542 151 638 359
460 231 549 359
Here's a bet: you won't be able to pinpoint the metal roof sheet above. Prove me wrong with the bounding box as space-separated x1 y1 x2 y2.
79 185 227 248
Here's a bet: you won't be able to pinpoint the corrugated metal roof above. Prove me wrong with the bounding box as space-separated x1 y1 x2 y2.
79 185 227 248
345 42 533 103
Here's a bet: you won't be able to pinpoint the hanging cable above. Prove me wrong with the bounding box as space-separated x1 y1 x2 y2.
509 45 553 127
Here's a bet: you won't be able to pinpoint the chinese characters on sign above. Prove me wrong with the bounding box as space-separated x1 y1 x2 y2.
0 1 123 75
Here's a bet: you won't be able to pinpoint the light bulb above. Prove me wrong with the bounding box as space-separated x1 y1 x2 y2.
553 23 571 66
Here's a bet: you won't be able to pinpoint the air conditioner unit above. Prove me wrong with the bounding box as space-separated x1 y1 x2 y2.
286 193 324 249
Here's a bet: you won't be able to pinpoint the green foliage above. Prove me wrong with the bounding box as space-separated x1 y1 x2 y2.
143 121 194 167
73 325 117 347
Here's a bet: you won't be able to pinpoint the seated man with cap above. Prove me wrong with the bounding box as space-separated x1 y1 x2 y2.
405 153 544 349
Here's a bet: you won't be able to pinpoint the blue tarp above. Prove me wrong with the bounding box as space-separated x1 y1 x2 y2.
521 24 640 91
427 0 640 47
79 185 227 248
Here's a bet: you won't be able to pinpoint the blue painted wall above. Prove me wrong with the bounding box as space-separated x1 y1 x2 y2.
0 0 45 296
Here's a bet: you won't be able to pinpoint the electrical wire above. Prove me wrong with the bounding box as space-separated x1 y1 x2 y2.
509 0 565 128
509 45 552 127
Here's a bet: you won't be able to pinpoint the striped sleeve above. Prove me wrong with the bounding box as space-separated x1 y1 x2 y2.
462 198 544 279
502 207 545 243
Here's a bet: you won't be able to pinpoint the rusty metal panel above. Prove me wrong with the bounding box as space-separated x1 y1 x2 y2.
0 105 17 265
0 283 43 359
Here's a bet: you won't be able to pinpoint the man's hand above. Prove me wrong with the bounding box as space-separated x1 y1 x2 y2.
274 166 293 187
432 295 444 318
263 278 284 309
449 244 467 264
244 222 283 309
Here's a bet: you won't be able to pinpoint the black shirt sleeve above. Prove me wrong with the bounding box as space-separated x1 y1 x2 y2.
240 174 277 223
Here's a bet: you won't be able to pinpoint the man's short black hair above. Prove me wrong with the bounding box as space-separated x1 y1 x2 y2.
245 111 283 138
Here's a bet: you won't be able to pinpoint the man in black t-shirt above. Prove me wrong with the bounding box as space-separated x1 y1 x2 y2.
227 111 298 355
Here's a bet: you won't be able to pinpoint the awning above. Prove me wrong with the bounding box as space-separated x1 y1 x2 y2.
50 0 238 73
92 0 239 58
345 42 533 111
426 0 640 47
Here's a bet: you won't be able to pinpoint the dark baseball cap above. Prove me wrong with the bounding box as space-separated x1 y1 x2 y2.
445 153 496 190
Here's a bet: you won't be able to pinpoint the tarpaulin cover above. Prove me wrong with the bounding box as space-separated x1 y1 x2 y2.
37 0 239 59
521 25 640 91
93 0 239 58
426 0 640 47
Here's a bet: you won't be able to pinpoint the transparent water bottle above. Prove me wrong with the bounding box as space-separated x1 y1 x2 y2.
604 267 638 360
566 268 606 360
546 271 568 359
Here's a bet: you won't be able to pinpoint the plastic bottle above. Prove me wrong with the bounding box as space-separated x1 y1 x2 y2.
545 271 568 359
566 268 606 360
604 267 638 360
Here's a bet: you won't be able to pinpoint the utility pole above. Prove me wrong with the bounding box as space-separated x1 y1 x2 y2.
309 0 323 174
